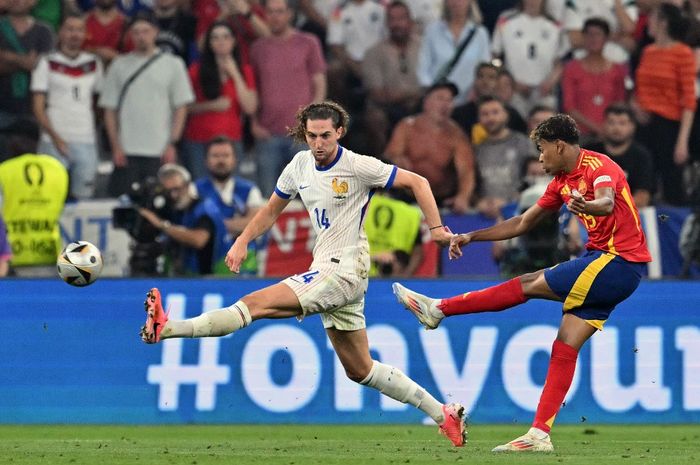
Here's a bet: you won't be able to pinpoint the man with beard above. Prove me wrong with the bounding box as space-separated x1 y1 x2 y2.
195 136 264 273
138 163 227 275
588 103 654 207
474 95 536 219
384 80 475 214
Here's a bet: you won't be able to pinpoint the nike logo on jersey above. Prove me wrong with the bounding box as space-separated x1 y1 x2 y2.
299 185 310 190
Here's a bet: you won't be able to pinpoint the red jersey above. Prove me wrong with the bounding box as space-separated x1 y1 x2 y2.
83 12 133 53
537 149 651 263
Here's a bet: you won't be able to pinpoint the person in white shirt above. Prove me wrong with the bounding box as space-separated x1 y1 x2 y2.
492 0 570 117
140 101 468 448
326 0 386 108
564 0 638 63
31 12 103 199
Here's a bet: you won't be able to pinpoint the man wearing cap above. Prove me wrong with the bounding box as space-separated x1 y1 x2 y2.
384 80 475 214
99 10 194 197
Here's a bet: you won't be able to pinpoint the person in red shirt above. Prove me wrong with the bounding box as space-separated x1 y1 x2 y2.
83 0 133 64
182 21 257 180
394 114 651 453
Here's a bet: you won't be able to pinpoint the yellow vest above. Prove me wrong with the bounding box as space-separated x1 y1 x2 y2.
0 154 68 266
364 194 422 277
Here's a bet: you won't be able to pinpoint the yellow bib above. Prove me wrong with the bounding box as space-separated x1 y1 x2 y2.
0 154 68 266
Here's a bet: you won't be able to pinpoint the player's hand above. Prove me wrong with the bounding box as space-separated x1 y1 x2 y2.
161 143 177 164
449 233 472 260
430 225 453 247
225 238 248 273
567 190 587 215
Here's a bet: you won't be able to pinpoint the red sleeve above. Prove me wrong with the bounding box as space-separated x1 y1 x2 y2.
677 46 697 112
241 63 256 90
188 63 203 101
536 178 564 211
561 61 577 113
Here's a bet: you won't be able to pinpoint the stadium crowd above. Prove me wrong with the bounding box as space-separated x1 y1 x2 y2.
0 0 699 277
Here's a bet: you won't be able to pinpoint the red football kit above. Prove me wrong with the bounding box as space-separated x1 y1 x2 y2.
537 148 652 263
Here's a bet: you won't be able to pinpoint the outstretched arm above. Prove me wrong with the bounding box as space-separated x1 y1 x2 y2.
225 193 290 272
390 168 452 246
449 203 553 259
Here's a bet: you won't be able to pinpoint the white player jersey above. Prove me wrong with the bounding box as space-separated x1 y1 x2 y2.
275 146 397 271
564 0 638 63
30 51 102 144
492 11 569 86
327 0 386 61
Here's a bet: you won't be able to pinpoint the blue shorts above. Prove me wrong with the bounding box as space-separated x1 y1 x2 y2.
544 250 646 330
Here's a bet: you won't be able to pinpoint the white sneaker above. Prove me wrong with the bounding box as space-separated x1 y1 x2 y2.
392 283 444 330
491 427 554 452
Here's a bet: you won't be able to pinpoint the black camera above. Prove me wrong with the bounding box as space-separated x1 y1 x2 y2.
112 177 173 275
112 177 172 242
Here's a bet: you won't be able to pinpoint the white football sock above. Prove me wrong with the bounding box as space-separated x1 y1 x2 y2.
360 360 445 424
162 301 252 339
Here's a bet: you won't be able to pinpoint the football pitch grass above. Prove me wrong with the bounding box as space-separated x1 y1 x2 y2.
1 424 698 465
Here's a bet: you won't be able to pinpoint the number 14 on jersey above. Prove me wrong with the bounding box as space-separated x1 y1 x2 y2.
314 208 330 229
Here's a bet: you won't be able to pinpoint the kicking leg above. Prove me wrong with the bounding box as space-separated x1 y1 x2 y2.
492 314 597 452
326 327 466 447
142 283 302 343
394 269 561 329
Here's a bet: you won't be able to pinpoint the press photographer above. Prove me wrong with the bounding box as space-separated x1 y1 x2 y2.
137 164 227 275
112 176 171 276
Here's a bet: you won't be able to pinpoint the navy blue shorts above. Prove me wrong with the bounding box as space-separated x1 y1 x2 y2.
544 250 646 330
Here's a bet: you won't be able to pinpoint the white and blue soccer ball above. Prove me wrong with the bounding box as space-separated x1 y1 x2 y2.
57 241 103 287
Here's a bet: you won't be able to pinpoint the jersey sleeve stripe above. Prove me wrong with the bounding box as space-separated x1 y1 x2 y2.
384 165 398 189
274 187 292 199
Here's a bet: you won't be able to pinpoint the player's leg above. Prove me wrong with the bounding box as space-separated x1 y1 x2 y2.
492 314 595 453
393 269 561 329
141 283 302 343
326 327 467 447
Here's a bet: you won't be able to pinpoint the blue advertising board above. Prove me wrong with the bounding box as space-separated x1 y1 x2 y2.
0 278 698 425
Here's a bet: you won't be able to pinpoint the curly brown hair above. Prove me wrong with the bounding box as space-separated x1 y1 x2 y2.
529 113 580 145
287 101 351 144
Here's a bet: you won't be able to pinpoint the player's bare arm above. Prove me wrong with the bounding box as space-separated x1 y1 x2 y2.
225 193 290 272
391 168 452 246
567 187 614 216
449 204 553 259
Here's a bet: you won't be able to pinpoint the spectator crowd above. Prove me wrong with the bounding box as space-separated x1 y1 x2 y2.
1 0 699 277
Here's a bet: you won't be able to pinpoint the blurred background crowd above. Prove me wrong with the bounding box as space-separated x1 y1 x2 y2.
1 0 699 279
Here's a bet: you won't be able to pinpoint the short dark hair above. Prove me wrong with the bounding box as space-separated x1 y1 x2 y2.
129 9 159 29
387 0 411 14
604 103 636 123
583 17 611 36
475 61 498 75
206 135 237 155
528 104 556 119
60 9 85 26
476 94 505 111
288 101 350 144
530 114 580 145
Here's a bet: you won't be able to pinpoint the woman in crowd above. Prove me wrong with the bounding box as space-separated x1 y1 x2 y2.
181 21 258 180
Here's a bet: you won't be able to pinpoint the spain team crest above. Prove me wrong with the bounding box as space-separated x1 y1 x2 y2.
578 179 588 196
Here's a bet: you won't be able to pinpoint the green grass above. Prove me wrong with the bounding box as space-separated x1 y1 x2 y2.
0 424 698 465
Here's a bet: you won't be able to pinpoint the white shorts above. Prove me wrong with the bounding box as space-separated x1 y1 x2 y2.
282 247 369 331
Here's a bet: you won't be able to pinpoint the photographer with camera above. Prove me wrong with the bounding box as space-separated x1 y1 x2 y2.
195 136 264 274
137 163 227 275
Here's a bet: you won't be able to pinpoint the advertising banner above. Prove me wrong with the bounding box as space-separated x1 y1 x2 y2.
0 278 697 425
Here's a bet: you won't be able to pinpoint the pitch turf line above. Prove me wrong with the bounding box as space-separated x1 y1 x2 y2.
0 425 698 465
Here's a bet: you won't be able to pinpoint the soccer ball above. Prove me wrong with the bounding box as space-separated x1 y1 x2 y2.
57 241 103 287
